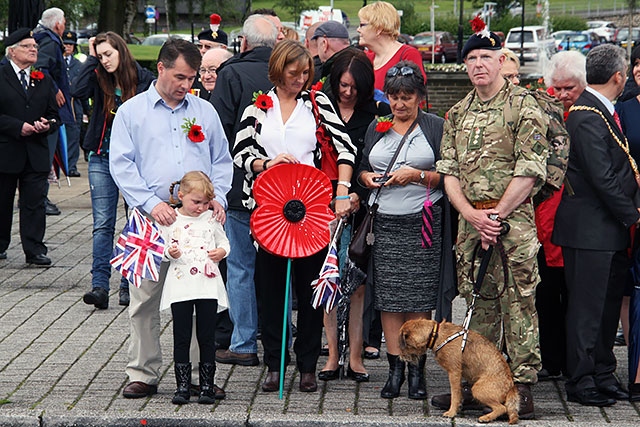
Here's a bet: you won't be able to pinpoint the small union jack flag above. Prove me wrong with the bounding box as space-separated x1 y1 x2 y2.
311 241 342 313
110 208 165 287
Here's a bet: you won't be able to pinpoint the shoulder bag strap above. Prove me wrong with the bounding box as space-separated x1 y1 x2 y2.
371 117 420 203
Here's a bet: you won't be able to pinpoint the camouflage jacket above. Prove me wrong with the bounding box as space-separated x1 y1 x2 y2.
436 81 549 203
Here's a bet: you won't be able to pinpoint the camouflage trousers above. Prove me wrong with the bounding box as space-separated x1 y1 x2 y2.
456 215 542 384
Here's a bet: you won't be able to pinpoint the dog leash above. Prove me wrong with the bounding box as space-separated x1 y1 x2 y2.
459 220 511 353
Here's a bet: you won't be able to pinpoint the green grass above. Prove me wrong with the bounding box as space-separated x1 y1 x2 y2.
251 0 629 24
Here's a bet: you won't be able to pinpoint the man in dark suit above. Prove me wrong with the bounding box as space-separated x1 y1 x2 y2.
62 30 83 177
553 44 640 407
0 28 60 265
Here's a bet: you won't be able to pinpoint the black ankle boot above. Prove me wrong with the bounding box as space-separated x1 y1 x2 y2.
198 362 217 404
172 362 191 404
408 354 427 399
381 353 405 399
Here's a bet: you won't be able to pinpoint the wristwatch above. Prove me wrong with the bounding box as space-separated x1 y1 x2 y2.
337 180 351 188
419 171 425 184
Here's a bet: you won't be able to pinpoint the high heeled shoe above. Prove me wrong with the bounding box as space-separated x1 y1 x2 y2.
318 367 340 381
346 366 369 382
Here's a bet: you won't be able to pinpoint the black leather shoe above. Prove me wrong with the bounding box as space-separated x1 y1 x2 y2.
45 199 61 216
119 288 130 306
262 371 279 392
300 372 318 392
68 170 81 177
318 368 340 381
83 287 109 309
346 366 370 383
0 251 6 260
26 254 51 266
629 383 640 402
363 348 380 359
538 367 563 381
123 381 157 399
431 384 486 410
567 388 616 407
598 384 629 400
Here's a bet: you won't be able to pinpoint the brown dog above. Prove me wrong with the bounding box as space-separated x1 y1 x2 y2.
400 319 519 424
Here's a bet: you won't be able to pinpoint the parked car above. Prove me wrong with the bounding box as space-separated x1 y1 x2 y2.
551 30 574 48
505 26 556 61
613 27 640 49
556 31 601 55
141 34 194 46
410 31 457 63
587 20 617 42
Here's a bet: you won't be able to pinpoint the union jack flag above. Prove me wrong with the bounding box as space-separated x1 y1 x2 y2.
311 241 342 313
110 208 165 287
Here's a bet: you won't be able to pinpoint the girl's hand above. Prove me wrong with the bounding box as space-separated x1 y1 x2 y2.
168 244 181 259
88 37 96 57
269 153 299 167
208 248 226 262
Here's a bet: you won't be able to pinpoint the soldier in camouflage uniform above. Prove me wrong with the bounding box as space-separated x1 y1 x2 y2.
432 23 549 419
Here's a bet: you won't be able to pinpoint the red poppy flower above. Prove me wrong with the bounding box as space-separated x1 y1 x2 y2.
30 70 44 81
470 16 486 33
188 124 205 143
375 117 393 133
311 80 324 92
253 92 274 111
251 163 334 258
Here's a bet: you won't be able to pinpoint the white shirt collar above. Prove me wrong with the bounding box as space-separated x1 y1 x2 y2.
585 86 615 115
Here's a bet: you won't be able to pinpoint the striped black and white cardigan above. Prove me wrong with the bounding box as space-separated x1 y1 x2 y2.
232 88 356 210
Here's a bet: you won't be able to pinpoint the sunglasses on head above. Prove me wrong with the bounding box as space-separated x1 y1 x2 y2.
386 66 415 78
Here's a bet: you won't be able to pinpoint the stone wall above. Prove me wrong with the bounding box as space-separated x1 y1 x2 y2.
426 71 539 117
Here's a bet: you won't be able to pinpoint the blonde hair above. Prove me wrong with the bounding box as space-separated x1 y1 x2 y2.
501 48 520 69
268 39 314 91
169 171 214 205
283 26 299 41
358 1 400 39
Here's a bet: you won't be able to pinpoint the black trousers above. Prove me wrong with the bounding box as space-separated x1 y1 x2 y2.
535 248 567 375
171 299 218 364
256 248 325 373
563 247 627 393
0 166 48 257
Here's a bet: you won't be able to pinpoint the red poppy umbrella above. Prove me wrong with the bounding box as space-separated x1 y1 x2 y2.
251 163 334 398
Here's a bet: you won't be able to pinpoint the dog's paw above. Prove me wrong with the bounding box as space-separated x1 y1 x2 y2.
442 410 457 418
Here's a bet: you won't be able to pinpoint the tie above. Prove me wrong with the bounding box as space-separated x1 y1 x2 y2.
19 70 28 92
613 111 623 133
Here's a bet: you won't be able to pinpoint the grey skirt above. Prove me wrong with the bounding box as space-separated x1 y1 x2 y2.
372 204 442 312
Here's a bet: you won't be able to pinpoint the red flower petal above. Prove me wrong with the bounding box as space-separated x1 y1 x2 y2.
311 81 324 91
188 125 205 142
375 121 394 133
470 16 486 33
255 93 273 111
251 164 334 258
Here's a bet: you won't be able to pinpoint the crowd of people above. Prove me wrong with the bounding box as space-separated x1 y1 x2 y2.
2 0 640 414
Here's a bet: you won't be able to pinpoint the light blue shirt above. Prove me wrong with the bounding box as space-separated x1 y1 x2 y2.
109 81 232 214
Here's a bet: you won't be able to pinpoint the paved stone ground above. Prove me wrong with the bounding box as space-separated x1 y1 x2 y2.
1 161 639 426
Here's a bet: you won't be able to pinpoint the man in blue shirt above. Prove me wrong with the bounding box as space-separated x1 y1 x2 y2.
109 38 232 399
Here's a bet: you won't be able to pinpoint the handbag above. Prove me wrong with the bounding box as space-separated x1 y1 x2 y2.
310 90 339 180
348 117 420 268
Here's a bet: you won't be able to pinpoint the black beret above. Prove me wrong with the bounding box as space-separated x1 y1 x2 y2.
5 27 34 47
197 29 228 46
62 31 77 45
462 32 502 59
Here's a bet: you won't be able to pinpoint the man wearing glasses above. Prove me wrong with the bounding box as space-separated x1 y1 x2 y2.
0 28 59 266
434 25 549 419
191 26 229 99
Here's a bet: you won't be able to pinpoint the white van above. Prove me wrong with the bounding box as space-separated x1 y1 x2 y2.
505 26 556 61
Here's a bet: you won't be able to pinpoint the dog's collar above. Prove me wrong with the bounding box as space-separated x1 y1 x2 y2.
426 322 439 349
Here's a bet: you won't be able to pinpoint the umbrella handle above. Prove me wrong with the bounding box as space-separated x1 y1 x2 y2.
279 258 292 399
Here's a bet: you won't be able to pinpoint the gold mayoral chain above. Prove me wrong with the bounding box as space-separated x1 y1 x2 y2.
569 105 640 180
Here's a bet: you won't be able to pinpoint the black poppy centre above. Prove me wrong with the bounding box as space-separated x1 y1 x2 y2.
283 199 306 222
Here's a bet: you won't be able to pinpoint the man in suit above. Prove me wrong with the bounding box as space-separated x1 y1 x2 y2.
553 44 640 407
33 7 72 215
0 28 60 265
